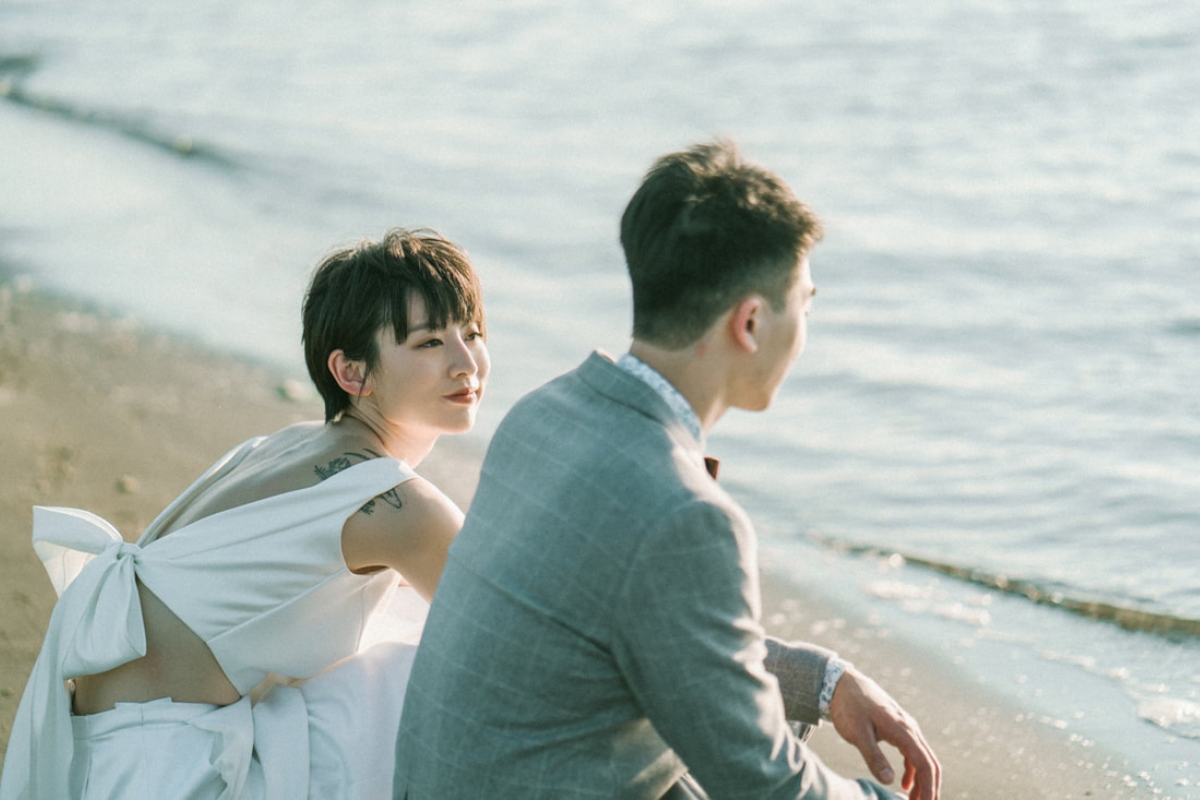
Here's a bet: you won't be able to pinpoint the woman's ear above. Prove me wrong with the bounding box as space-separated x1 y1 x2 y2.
328 350 372 397
728 296 764 354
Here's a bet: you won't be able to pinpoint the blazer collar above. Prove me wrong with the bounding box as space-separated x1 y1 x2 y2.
575 351 703 458
614 353 703 444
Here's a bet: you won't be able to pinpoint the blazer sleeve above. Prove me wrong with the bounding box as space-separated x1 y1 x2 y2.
764 636 836 725
611 499 896 800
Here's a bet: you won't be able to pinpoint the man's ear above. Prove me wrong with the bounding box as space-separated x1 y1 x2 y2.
728 296 765 354
328 350 372 397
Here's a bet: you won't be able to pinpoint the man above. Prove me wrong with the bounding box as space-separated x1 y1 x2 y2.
395 141 941 799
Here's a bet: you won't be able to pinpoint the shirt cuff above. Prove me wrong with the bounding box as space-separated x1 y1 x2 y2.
818 658 850 720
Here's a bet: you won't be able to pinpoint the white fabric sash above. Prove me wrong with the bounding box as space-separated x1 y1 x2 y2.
0 507 290 800
1 508 148 799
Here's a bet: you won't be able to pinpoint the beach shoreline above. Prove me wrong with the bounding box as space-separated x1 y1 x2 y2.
0 272 1164 797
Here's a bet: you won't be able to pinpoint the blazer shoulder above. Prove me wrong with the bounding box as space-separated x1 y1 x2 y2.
650 489 754 546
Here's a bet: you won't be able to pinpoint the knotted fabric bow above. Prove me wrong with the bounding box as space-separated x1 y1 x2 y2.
0 507 257 800
1 507 148 799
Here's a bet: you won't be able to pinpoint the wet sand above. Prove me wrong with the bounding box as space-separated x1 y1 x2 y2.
761 573 1165 798
0 271 1161 797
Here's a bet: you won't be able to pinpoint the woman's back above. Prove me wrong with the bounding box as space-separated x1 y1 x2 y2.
71 421 396 714
155 422 332 535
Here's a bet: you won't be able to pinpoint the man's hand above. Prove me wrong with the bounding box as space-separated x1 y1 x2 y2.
828 667 941 800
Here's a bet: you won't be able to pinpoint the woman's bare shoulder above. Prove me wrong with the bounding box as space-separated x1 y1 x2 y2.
392 474 461 518
245 420 381 472
342 475 463 595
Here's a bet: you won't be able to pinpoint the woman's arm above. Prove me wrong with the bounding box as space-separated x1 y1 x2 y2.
340 477 463 602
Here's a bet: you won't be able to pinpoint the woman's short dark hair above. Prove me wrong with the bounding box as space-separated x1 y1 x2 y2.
620 140 823 349
302 228 485 421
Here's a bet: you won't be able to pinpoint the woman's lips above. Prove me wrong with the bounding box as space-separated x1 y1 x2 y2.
444 387 479 404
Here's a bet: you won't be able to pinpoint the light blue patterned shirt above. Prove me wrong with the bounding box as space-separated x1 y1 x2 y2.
616 353 704 445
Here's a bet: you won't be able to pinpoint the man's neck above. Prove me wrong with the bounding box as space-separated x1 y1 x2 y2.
627 340 728 434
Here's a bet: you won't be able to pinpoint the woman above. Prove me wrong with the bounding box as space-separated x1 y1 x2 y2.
0 229 489 798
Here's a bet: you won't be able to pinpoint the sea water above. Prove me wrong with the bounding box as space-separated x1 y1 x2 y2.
2 0 1198 793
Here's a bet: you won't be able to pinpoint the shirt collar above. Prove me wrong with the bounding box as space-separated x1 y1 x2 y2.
615 352 704 445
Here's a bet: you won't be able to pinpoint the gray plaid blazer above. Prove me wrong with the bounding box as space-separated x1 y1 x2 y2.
394 352 893 799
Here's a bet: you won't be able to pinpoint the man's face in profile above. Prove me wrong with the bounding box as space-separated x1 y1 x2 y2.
740 256 815 411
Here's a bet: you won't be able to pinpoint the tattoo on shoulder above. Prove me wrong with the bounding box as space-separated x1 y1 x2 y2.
359 488 403 516
312 450 404 516
314 456 354 481
313 449 382 481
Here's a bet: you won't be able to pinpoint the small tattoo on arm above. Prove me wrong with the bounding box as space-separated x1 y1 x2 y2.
379 488 403 511
359 488 403 516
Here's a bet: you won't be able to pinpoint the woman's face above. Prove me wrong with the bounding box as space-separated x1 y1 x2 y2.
365 294 489 437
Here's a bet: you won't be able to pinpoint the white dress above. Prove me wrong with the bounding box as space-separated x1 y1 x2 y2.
0 437 429 800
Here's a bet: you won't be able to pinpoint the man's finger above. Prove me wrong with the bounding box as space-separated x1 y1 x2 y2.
854 729 896 785
877 714 939 799
896 738 939 800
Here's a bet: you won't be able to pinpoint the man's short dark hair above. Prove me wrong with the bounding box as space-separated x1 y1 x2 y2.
620 140 823 349
302 228 485 422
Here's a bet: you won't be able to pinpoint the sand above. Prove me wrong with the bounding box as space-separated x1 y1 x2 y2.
0 270 1163 797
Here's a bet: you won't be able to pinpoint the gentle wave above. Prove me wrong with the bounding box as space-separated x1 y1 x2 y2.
1168 317 1200 336
814 536 1200 641
0 51 238 168
0 52 38 79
